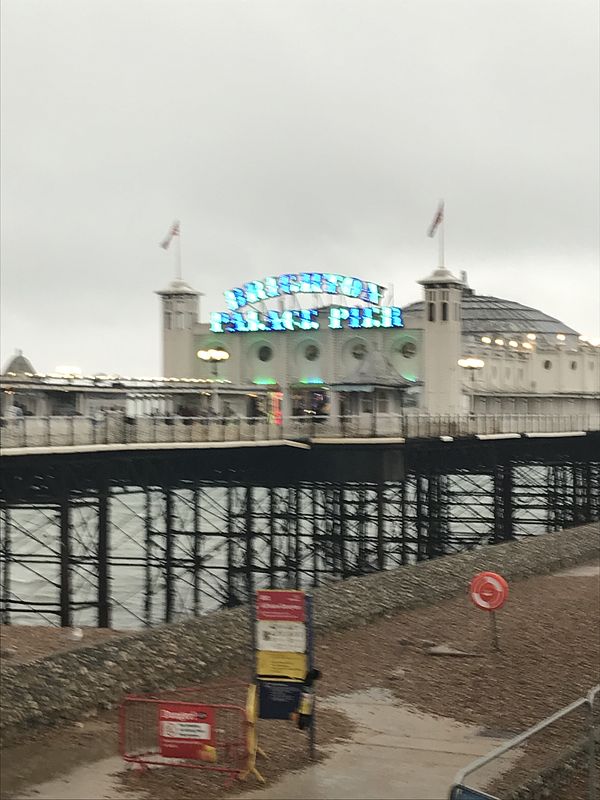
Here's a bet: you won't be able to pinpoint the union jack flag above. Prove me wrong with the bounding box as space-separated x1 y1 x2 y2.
159 221 180 249
427 202 444 237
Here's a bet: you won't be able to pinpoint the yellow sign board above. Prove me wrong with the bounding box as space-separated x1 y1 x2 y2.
256 650 307 680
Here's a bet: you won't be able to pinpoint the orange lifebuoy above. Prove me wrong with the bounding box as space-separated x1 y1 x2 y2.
469 571 509 611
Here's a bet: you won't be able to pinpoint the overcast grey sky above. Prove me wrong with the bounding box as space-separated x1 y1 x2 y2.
1 0 598 375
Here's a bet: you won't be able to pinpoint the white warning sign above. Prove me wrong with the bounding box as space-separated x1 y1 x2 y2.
161 721 211 740
256 620 306 653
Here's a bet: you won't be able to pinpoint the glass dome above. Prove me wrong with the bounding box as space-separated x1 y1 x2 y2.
403 292 578 342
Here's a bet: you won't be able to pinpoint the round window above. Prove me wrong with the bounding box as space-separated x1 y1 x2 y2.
400 341 417 359
305 344 319 361
570 361 577 370
258 345 273 362
351 343 367 360
544 360 552 370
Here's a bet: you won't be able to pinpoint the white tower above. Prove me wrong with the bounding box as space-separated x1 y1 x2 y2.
156 279 202 378
418 266 464 414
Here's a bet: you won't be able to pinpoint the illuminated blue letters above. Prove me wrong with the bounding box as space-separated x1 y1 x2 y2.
323 273 340 293
264 276 279 298
222 273 385 308
209 306 403 333
364 282 382 304
299 309 319 330
211 271 402 333
278 274 291 295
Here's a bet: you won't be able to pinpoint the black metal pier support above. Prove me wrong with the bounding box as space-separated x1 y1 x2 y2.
1 434 598 627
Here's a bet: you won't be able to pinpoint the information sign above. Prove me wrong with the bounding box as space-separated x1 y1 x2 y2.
255 589 313 722
257 680 303 720
256 590 305 622
158 703 214 759
257 620 307 653
256 650 307 680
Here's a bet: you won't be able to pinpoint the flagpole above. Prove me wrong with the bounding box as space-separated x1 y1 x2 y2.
439 216 444 268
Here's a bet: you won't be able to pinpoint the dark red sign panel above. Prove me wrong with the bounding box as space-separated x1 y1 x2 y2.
159 703 215 759
256 589 305 622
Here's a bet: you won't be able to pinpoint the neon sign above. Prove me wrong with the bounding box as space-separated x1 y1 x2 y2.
210 274 402 333
223 273 384 311
209 306 404 333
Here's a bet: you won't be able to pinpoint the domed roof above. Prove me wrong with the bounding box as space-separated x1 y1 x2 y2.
403 290 578 342
2 350 36 375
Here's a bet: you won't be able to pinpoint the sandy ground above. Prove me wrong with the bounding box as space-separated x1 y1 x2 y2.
1 562 599 800
1 697 353 800
0 625 126 663
3 687 523 800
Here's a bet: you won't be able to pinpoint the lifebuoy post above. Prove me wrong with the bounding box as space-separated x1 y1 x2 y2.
469 572 509 651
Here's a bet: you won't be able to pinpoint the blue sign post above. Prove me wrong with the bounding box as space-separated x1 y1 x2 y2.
254 590 317 759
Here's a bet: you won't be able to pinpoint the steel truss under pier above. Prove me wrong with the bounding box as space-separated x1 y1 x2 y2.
1 435 599 627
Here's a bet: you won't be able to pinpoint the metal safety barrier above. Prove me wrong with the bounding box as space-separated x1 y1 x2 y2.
449 684 600 800
119 684 265 786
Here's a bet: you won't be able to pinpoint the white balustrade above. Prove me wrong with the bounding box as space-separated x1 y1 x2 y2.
0 412 598 450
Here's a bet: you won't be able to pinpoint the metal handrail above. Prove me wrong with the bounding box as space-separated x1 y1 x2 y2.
450 683 600 800
0 412 598 450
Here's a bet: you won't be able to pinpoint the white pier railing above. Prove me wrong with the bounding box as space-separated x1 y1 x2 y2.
1 413 598 450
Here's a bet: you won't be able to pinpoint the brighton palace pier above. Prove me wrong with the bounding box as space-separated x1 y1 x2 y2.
1 261 599 628
159 264 600 422
1 263 599 425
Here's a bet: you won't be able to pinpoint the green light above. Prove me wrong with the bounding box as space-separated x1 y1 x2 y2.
253 377 277 385
300 378 323 385
401 373 418 383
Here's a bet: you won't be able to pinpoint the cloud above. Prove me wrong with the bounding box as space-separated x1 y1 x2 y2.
1 0 598 374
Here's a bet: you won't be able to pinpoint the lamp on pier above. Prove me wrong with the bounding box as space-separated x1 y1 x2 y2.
458 357 485 415
197 348 230 414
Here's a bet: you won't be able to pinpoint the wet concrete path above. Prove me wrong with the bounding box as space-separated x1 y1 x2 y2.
240 689 518 800
14 756 134 800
